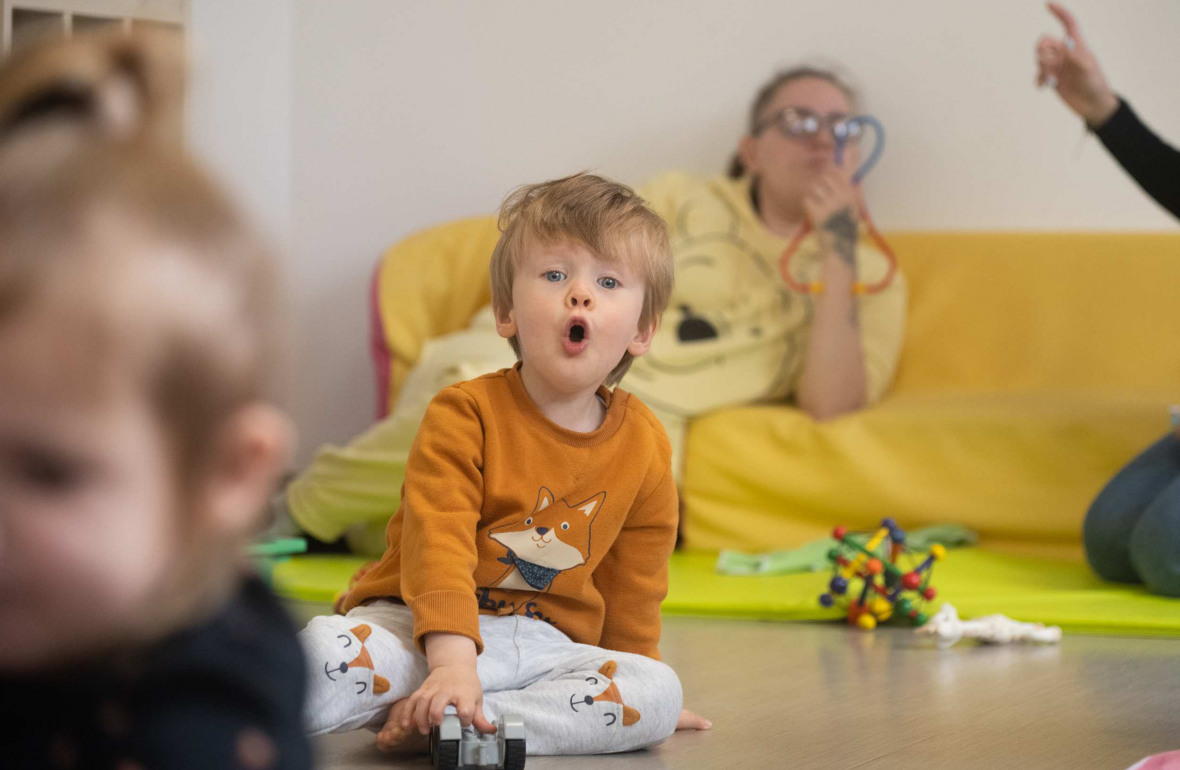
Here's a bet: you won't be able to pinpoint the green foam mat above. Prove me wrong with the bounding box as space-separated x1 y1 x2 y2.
273 549 1180 637
665 549 1180 637
273 555 367 604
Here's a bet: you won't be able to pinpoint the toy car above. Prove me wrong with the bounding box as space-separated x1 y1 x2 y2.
430 712 526 770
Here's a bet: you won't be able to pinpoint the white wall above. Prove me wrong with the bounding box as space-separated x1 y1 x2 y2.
280 0 1180 462
188 0 292 244
188 0 297 432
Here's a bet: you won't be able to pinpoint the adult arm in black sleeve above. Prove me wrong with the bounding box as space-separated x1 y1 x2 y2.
1093 97 1180 221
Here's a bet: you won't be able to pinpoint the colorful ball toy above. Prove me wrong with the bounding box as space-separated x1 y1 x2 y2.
818 518 946 630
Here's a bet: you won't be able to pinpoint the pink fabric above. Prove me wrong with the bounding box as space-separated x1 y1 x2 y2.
1129 750 1180 770
368 260 393 420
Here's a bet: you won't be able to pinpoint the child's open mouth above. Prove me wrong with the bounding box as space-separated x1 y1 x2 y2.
563 318 589 355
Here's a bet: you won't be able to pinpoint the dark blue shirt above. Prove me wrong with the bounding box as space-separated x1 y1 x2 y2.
0 576 312 770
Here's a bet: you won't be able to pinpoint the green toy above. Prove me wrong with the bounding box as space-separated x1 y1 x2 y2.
248 537 308 585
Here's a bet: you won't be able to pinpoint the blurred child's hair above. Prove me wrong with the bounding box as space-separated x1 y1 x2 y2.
489 172 673 386
0 29 280 502
728 65 860 178
0 27 184 145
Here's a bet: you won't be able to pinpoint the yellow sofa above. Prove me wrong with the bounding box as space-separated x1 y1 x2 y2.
373 223 1180 557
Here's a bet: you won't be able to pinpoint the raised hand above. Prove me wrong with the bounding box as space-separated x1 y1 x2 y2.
1035 2 1118 126
804 164 860 269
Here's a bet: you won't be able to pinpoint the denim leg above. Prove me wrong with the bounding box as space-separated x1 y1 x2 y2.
1128 475 1180 596
1083 432 1180 584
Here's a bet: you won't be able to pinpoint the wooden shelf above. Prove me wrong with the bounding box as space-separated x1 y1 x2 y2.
2 0 186 55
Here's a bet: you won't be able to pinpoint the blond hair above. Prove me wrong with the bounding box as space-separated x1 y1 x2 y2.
489 173 673 386
0 27 184 146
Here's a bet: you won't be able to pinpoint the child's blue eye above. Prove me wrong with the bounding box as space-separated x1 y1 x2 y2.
598 277 619 289
545 271 565 282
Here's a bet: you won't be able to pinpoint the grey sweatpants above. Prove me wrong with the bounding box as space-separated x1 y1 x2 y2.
299 601 682 755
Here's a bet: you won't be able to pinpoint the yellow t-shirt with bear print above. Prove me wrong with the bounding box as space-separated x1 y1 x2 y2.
626 172 907 419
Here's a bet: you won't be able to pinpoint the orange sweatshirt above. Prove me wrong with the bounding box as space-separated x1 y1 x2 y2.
341 365 678 660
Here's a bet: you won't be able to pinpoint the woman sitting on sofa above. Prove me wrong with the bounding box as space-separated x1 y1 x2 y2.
274 66 908 555
622 66 907 480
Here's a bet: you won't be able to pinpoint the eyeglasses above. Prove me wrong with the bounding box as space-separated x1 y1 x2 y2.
753 107 864 143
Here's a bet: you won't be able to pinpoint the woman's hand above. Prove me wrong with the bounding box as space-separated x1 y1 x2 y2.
805 166 859 231
1035 2 1118 127
796 161 869 421
805 165 861 268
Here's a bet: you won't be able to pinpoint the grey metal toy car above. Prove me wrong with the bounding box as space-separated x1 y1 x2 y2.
430 712 525 770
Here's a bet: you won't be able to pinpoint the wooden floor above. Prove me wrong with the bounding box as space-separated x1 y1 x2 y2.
313 616 1178 769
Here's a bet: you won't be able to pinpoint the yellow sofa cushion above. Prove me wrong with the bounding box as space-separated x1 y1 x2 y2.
682 391 1172 555
374 216 498 410
682 232 1180 553
887 232 1180 394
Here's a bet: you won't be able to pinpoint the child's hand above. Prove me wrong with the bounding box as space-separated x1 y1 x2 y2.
395 632 495 736
401 663 495 735
676 707 712 731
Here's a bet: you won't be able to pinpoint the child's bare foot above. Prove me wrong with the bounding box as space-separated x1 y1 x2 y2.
375 699 428 754
676 708 712 731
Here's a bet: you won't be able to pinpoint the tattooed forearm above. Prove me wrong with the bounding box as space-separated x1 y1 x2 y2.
822 207 857 268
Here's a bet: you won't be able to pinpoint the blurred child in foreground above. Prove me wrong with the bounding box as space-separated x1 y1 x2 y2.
0 30 311 770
